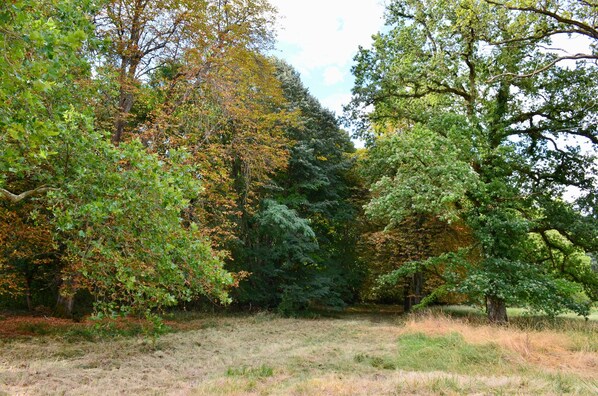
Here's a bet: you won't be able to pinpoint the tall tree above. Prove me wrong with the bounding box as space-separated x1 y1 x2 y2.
0 0 233 319
348 0 597 322
0 0 95 311
104 0 289 251
95 0 277 144
231 61 363 313
95 0 195 143
273 61 363 307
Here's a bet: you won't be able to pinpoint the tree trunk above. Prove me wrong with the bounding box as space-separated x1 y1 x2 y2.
112 90 135 145
486 295 508 324
413 271 423 305
55 276 76 318
403 284 412 312
55 294 74 318
403 271 424 313
22 267 33 311
25 286 33 312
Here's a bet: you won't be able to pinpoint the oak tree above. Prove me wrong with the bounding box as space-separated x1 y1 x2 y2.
348 0 598 322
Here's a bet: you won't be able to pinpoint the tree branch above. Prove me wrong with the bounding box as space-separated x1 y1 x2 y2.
485 0 598 40
0 186 58 203
489 53 598 82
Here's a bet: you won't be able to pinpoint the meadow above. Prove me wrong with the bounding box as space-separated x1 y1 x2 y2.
1 307 596 395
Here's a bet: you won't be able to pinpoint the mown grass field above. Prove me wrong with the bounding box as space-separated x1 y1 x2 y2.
0 307 596 395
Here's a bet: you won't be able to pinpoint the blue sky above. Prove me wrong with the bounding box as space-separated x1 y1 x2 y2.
269 0 386 117
268 1 594 155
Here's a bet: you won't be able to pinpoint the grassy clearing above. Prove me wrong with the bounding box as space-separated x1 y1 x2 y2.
0 309 596 395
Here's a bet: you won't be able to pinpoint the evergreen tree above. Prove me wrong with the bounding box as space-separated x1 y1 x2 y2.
231 61 363 313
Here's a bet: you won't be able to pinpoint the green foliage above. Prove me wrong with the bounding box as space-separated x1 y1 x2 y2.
234 199 341 314
366 123 480 224
0 0 94 310
274 61 364 308
50 112 233 318
350 0 598 320
6 0 595 327
230 61 363 314
0 0 234 320
0 0 93 187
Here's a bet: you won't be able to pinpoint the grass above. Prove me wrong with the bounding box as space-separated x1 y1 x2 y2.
361 332 508 373
0 307 596 395
226 364 274 378
437 304 598 322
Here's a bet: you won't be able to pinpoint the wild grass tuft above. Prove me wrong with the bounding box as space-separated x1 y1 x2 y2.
225 364 274 378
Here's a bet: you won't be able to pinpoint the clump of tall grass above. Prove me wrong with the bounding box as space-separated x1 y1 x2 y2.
399 310 598 378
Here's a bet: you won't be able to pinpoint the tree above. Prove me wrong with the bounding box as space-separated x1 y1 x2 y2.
233 199 321 312
91 0 303 313
49 114 233 319
95 0 277 144
273 61 363 305
100 0 290 252
230 61 363 313
0 0 233 320
0 0 95 312
348 0 598 322
0 0 93 204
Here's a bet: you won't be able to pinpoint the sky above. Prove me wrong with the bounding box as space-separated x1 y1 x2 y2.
267 1 594 155
269 0 387 118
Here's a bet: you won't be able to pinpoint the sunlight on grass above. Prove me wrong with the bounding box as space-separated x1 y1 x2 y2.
354 332 508 374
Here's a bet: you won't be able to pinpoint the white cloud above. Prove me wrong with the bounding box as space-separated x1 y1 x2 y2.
270 0 385 149
320 92 352 116
270 0 385 73
323 66 345 86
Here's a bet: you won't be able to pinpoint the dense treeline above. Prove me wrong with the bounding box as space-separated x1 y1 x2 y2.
0 0 363 320
1 0 597 324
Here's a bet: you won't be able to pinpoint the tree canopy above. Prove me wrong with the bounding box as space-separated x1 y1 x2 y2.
1 0 596 325
348 0 598 322
0 0 362 321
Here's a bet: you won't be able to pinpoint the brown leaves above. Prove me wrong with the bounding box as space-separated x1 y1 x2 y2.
0 207 57 297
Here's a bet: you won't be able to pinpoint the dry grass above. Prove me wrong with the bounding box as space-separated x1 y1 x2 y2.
0 310 596 395
400 312 598 378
